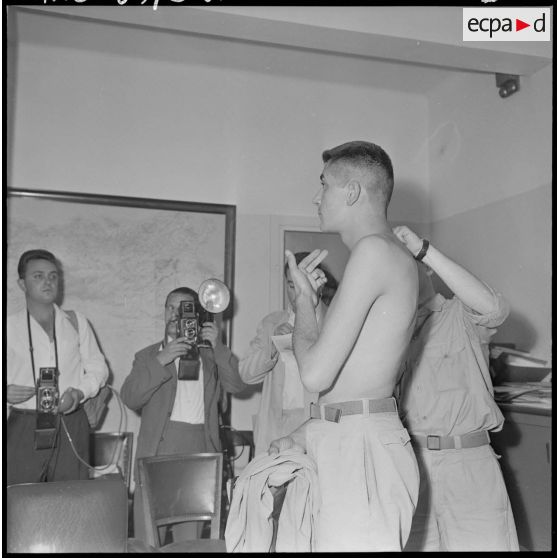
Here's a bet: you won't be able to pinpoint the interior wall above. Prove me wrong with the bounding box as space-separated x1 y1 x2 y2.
202 5 551 59
431 184 552 361
9 8 551 445
428 64 552 362
8 10 431 436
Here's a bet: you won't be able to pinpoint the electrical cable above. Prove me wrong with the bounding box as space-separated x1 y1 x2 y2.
220 424 253 462
60 384 128 473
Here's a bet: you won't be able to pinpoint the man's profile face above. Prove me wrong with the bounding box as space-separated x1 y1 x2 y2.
313 162 347 233
165 292 195 339
18 259 59 305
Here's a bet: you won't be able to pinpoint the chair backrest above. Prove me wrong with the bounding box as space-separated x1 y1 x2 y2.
7 477 128 553
138 452 223 548
221 428 255 464
89 431 133 491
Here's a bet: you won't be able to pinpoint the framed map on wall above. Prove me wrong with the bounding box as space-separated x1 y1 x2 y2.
6 188 236 431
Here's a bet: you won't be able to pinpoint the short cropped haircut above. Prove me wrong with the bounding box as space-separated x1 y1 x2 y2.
165 286 198 307
322 140 394 209
17 249 58 279
284 251 339 306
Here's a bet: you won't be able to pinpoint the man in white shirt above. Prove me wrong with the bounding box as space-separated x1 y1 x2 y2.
7 249 109 484
121 286 245 544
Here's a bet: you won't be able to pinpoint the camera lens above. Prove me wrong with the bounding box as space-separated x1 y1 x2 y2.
41 395 54 410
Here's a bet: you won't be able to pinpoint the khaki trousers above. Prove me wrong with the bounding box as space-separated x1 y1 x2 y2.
404 444 519 551
305 412 419 552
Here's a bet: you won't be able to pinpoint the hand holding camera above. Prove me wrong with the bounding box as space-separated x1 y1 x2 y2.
199 321 220 347
58 387 85 414
156 337 195 367
171 279 231 381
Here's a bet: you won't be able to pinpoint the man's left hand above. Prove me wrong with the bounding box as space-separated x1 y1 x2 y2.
199 322 220 347
268 435 305 455
59 387 85 414
285 249 328 306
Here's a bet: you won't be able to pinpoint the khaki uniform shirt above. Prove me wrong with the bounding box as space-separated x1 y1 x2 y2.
399 289 509 436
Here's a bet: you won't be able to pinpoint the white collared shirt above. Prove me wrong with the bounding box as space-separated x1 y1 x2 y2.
7 305 108 409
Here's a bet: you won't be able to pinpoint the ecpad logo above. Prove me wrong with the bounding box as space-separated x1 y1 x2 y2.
463 8 550 41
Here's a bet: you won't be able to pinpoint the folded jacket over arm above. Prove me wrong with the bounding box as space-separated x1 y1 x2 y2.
224 450 320 552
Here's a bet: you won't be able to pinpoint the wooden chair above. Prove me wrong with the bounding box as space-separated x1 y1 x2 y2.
6 477 128 553
89 431 133 494
90 431 135 537
138 452 226 553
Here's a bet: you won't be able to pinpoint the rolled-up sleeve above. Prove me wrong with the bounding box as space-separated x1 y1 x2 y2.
462 284 510 328
239 315 280 385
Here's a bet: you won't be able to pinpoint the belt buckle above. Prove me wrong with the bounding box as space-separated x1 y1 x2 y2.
323 406 342 423
426 435 441 450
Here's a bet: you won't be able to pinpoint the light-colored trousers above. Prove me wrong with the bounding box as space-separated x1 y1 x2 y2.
305 411 420 552
404 444 519 551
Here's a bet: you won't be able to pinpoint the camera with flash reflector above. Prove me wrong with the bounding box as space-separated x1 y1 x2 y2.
177 279 231 381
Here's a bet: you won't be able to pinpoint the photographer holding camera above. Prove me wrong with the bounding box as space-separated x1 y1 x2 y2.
121 286 245 544
7 249 109 484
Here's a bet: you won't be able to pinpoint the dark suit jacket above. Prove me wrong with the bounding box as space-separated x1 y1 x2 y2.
121 340 244 473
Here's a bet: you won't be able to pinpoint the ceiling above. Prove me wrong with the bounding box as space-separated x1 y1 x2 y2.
8 5 553 96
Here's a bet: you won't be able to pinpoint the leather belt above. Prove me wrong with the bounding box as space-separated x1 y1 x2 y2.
411 430 490 450
10 407 38 415
309 397 397 423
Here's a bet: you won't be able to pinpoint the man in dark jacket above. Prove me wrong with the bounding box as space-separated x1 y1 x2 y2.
121 286 245 545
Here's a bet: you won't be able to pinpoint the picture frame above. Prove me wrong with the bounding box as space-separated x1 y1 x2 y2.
7 187 236 399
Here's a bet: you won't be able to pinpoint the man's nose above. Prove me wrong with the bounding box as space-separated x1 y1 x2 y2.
312 190 321 205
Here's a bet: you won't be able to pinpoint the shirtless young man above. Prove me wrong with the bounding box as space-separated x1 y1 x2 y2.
269 141 420 551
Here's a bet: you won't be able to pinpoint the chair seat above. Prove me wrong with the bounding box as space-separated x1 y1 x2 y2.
159 538 227 553
7 478 128 553
125 537 159 553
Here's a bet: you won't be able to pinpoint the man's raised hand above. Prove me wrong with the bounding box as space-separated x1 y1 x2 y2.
393 225 423 258
285 248 328 306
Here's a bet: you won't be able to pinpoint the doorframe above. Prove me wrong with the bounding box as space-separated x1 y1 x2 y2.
269 215 321 311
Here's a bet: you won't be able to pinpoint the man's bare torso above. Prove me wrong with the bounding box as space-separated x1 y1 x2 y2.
319 236 418 404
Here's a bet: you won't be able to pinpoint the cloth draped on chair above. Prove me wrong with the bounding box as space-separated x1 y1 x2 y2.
224 449 320 552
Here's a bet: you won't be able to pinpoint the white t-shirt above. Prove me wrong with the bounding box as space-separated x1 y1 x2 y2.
162 338 205 424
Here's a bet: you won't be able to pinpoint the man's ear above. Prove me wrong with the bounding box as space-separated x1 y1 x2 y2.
17 278 27 294
346 180 361 206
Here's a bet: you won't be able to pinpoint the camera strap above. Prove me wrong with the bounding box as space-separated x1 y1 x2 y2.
27 309 60 386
